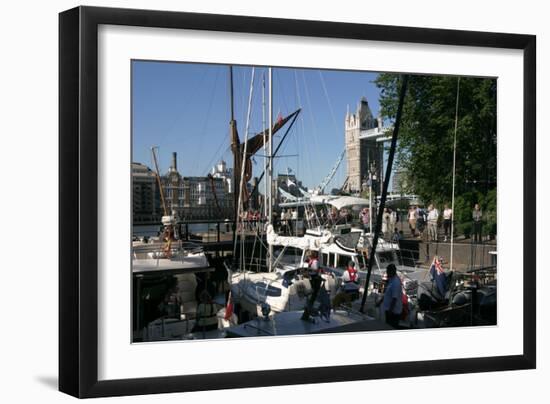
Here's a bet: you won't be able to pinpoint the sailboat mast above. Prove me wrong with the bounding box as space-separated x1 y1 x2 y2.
151 146 168 217
229 67 237 217
268 67 273 272
360 75 409 313
262 74 267 220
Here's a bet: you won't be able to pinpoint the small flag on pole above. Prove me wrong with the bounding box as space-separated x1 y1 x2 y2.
430 256 448 296
224 291 234 321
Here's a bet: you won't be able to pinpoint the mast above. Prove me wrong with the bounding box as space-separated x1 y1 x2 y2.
268 67 273 272
247 109 301 197
151 146 168 217
262 73 267 220
229 66 237 216
229 66 239 258
360 75 409 313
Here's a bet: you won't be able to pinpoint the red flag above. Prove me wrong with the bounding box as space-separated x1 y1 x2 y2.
224 292 234 321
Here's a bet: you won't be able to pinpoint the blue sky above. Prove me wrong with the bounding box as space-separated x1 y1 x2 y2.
132 61 382 190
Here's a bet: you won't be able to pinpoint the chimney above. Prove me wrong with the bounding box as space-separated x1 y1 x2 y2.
171 152 177 172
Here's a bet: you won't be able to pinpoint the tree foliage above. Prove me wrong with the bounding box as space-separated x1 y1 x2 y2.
375 74 497 231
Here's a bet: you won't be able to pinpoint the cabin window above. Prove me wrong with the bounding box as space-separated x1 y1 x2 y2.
336 254 352 268
377 251 401 267
255 282 282 297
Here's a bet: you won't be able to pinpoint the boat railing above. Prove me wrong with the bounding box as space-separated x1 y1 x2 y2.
133 239 205 268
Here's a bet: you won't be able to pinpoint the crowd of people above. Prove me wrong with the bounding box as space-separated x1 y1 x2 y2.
235 201 487 243
406 203 485 243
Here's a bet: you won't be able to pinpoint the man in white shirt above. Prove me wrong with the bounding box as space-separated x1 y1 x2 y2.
427 204 439 241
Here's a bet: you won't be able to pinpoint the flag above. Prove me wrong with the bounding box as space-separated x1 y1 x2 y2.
430 256 448 297
224 292 234 321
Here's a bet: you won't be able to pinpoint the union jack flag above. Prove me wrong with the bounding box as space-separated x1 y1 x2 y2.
430 256 447 296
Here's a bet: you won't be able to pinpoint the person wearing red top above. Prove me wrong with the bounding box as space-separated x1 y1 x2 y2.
342 260 360 297
343 261 358 283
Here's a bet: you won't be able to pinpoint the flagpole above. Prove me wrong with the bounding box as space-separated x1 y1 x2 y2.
450 77 460 272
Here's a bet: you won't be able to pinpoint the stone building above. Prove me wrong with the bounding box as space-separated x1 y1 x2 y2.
132 153 235 223
132 162 161 223
161 153 234 221
344 97 388 194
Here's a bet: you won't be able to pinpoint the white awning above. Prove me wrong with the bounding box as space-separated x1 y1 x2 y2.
320 195 370 210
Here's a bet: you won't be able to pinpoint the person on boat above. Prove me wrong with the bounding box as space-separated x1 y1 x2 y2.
342 260 358 284
192 291 219 333
376 264 403 328
302 250 322 321
342 260 360 298
306 250 321 275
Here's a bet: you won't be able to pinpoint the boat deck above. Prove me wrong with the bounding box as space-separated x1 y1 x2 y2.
225 310 391 338
132 254 213 276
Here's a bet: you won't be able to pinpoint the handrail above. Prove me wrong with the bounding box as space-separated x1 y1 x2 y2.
133 240 206 268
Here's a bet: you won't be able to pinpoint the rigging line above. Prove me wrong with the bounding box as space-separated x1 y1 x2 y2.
450 77 460 272
233 67 256 264
295 71 311 189
192 68 221 174
240 68 249 133
249 110 301 197
275 70 291 120
318 70 339 134
298 71 316 188
293 71 307 182
202 140 230 176
301 71 323 168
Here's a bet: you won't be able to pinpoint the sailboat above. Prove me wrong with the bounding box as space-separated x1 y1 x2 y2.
226 66 313 317
132 148 217 342
226 69 427 327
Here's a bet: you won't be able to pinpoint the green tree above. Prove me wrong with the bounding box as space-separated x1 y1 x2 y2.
375 74 497 208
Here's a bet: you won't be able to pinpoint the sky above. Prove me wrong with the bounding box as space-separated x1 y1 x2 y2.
132 60 383 190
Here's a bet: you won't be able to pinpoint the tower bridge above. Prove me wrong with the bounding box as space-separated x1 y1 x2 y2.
345 97 393 194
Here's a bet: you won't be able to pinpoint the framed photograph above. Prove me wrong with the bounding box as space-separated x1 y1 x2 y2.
59 6 536 398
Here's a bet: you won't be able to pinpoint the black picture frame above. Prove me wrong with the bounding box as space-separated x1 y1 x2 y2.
59 5 536 398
